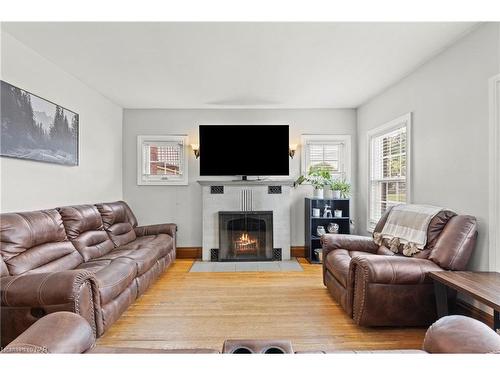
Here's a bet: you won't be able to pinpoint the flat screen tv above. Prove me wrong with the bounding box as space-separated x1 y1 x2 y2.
199 125 289 177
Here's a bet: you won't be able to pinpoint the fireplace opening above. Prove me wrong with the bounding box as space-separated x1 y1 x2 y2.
219 211 273 261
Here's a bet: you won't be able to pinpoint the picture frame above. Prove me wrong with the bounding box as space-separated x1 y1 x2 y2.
0 80 79 166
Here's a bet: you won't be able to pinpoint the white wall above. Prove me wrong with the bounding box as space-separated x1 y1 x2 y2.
0 31 123 212
357 23 500 272
123 109 357 247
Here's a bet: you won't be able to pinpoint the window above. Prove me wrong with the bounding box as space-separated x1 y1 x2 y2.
368 113 411 231
301 134 351 181
137 135 188 185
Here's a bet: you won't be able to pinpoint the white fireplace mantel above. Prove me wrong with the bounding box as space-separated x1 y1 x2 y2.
198 179 293 261
197 179 295 186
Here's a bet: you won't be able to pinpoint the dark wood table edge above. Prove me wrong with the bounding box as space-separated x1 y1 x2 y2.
429 271 500 332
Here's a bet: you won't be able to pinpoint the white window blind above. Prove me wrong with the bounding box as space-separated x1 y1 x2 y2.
302 135 349 181
368 114 411 231
137 135 188 185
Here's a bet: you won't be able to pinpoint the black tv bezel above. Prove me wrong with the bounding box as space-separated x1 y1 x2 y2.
198 124 289 177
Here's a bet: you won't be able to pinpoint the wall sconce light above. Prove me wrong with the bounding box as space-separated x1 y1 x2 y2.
289 144 297 159
191 144 200 159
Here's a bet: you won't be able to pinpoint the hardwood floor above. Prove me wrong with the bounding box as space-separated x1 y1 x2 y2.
96 258 426 352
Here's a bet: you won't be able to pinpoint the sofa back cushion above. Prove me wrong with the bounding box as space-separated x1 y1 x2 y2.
429 215 478 270
373 206 394 234
58 205 115 261
95 201 137 247
426 210 457 249
0 209 83 275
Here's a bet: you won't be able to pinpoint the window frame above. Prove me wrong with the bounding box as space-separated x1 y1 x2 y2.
137 135 189 186
367 113 412 232
489 74 500 272
300 134 352 183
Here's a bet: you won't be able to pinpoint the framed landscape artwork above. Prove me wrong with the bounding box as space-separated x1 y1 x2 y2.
0 80 79 166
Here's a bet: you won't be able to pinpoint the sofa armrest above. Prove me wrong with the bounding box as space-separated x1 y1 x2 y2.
321 234 378 258
134 223 177 238
350 254 443 284
1 312 95 354
423 315 500 353
1 270 97 307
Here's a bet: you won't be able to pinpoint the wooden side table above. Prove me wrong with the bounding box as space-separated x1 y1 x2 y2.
429 271 500 332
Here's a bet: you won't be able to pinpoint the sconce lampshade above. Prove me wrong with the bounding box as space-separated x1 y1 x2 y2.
191 144 200 159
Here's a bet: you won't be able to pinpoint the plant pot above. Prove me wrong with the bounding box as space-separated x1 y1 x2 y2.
332 190 341 199
323 188 333 199
313 188 324 199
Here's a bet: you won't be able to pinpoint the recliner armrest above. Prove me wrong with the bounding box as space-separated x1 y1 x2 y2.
1 312 95 353
134 223 177 238
350 254 443 284
423 315 500 353
321 234 378 258
1 270 97 307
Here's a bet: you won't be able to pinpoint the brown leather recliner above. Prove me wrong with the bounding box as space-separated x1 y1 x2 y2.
322 207 478 326
0 201 176 346
2 312 499 354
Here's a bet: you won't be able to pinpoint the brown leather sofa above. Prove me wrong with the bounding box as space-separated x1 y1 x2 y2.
322 207 477 326
0 312 217 354
0 201 176 346
2 312 498 354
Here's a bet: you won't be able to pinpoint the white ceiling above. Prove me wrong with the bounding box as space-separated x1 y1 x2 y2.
2 22 477 109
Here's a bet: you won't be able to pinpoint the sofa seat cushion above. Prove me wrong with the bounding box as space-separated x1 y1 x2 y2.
116 234 173 259
95 248 162 276
325 249 377 288
77 257 136 305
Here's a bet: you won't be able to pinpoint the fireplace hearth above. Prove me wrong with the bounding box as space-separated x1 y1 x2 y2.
218 211 273 261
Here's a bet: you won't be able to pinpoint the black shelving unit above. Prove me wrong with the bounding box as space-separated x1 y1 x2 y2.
305 198 350 264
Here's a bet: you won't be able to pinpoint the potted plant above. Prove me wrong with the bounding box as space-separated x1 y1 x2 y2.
295 166 330 199
327 179 352 199
337 179 351 198
328 179 343 199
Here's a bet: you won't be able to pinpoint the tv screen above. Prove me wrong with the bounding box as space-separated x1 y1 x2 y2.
199 125 289 176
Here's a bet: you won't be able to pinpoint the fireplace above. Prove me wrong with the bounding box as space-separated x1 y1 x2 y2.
218 211 273 261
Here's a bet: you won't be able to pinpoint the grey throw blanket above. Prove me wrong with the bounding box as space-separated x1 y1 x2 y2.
374 204 443 256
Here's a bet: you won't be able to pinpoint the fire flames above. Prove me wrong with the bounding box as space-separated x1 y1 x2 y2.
234 232 258 253
238 233 253 245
